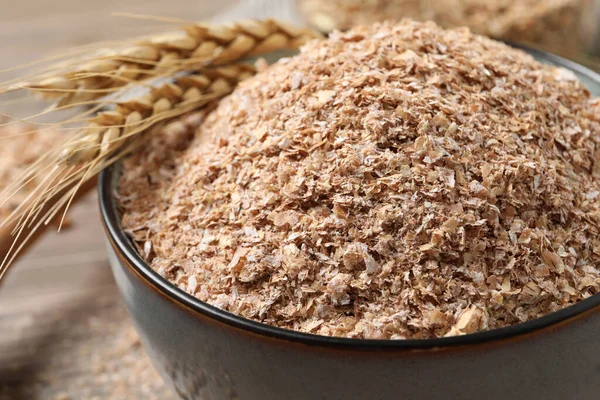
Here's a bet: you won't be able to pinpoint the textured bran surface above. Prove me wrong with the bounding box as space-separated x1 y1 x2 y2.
119 21 600 339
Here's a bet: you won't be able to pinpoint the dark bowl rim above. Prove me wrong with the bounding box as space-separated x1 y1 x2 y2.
99 45 600 350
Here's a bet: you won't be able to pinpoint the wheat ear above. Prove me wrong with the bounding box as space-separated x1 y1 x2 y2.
0 64 256 277
1 18 320 109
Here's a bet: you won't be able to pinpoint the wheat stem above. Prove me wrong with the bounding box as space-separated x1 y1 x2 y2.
0 64 255 270
0 17 320 284
0 18 320 109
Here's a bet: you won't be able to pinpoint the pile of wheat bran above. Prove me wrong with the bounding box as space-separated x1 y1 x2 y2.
119 21 600 339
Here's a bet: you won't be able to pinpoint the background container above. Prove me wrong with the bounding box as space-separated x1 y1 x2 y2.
296 0 600 59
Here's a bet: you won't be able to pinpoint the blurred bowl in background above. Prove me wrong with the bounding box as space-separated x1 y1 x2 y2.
296 0 600 60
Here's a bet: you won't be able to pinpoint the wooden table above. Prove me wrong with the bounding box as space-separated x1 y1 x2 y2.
0 2 240 398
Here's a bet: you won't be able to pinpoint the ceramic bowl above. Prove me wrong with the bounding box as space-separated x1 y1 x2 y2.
99 47 600 400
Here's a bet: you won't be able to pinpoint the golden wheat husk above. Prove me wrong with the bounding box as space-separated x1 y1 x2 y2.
0 17 320 282
0 63 257 277
1 18 320 109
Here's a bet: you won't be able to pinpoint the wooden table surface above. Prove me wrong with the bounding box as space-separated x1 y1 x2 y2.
0 1 239 399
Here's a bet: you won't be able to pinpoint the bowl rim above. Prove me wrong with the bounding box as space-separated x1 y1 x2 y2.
99 45 600 350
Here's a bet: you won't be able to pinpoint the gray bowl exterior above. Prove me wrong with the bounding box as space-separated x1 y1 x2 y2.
106 243 600 400
101 47 600 400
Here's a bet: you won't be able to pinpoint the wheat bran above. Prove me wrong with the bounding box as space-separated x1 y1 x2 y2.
119 21 600 339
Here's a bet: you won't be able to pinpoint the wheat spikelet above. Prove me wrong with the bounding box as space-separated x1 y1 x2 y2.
0 16 321 282
0 63 256 276
1 18 320 109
